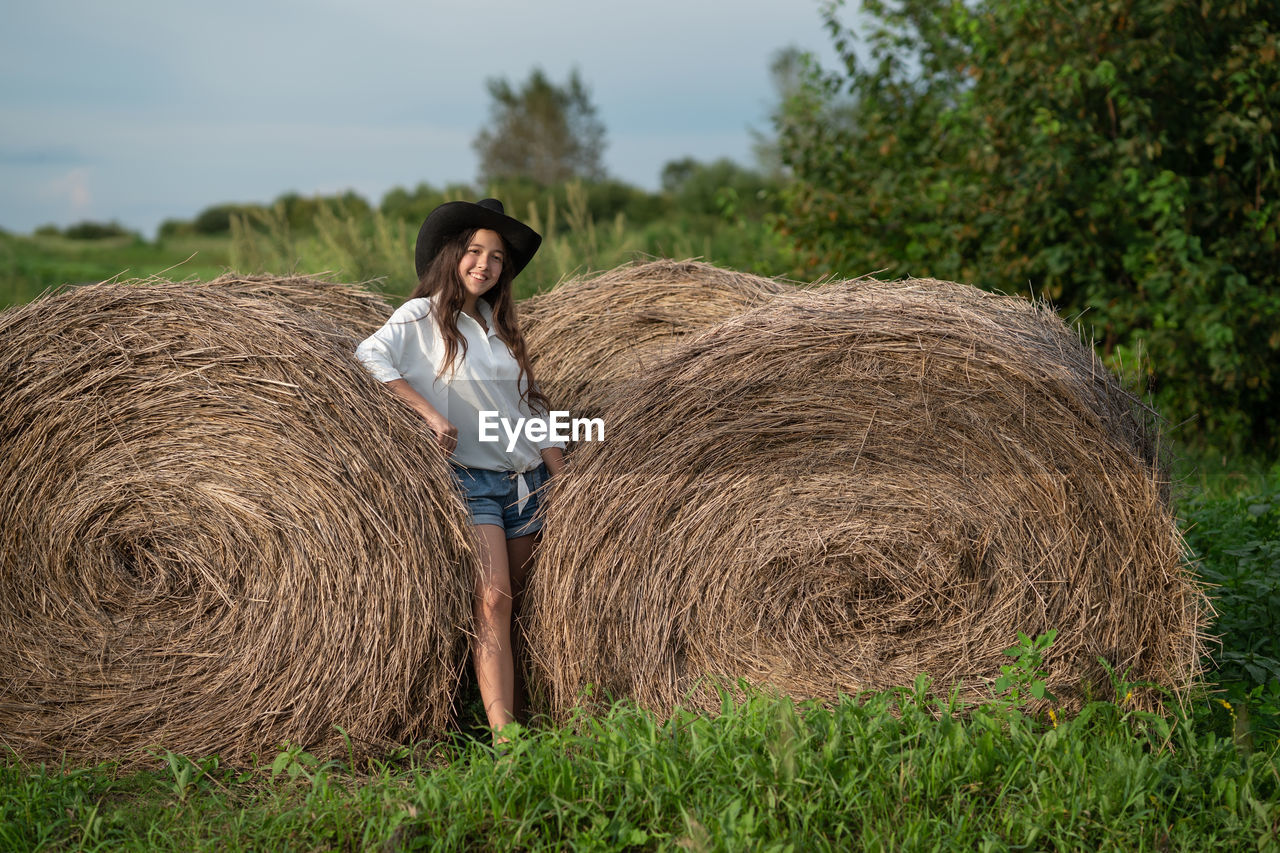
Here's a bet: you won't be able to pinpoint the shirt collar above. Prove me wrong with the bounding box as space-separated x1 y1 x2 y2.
432 294 497 337
472 299 497 337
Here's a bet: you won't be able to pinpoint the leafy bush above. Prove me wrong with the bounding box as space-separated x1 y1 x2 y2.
661 157 779 219
156 218 195 240
184 192 375 237
61 221 136 241
775 0 1280 452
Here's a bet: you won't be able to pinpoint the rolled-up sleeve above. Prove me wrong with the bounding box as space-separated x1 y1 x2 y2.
355 300 432 384
539 432 568 453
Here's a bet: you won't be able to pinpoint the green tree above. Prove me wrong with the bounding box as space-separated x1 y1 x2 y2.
380 182 479 225
473 68 607 186
193 203 256 235
750 45 856 178
775 0 1280 450
660 157 777 219
61 221 136 240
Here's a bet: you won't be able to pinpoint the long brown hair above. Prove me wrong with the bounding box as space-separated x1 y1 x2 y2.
407 228 551 415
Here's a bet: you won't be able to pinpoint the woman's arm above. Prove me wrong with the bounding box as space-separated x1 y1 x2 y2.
354 301 455 452
383 378 457 454
540 445 565 476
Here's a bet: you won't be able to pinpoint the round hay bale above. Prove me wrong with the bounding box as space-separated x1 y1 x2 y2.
204 273 394 340
519 259 794 416
0 281 476 766
526 278 1205 719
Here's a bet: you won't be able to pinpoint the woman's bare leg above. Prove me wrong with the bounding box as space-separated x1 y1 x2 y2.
505 533 537 720
472 523 516 734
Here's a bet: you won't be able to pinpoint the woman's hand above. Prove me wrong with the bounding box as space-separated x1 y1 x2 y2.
383 379 457 454
540 446 566 476
423 410 458 454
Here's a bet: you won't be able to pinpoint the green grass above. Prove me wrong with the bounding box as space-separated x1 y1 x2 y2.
0 232 232 309
1180 462 1280 743
3 685 1278 852
1168 433 1280 498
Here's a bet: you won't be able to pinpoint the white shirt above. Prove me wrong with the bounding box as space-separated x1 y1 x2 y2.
355 296 562 472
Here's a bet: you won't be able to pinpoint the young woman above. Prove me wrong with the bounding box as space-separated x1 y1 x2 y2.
356 198 563 740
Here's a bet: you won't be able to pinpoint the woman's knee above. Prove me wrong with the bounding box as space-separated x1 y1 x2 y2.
475 581 512 624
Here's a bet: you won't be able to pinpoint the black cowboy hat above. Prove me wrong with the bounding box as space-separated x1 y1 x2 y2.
414 198 542 279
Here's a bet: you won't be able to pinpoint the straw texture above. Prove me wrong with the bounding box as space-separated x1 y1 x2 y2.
203 273 393 341
0 281 476 766
520 259 794 417
526 277 1205 719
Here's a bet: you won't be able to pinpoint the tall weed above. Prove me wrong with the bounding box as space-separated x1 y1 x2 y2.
229 183 798 307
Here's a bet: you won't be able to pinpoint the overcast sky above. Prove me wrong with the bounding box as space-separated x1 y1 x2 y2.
0 1 859 237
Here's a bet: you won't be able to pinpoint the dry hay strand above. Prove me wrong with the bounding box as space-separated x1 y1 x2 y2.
0 281 476 766
526 277 1206 720
203 273 393 341
519 259 795 417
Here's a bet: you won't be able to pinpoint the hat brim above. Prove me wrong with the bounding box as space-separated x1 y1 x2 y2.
414 201 542 279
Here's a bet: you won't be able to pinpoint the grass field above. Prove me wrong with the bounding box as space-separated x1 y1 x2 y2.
2 687 1277 851
0 232 235 308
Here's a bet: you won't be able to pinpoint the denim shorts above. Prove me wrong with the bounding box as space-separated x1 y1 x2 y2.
449 462 550 538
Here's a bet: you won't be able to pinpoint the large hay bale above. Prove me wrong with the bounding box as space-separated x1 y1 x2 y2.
0 281 475 765
520 259 794 416
527 278 1205 719
204 273 393 340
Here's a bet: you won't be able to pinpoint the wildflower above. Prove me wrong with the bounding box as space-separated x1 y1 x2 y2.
1048 709 1058 728
1124 690 1133 704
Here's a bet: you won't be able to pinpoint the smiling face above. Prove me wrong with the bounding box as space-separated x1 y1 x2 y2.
457 228 506 302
